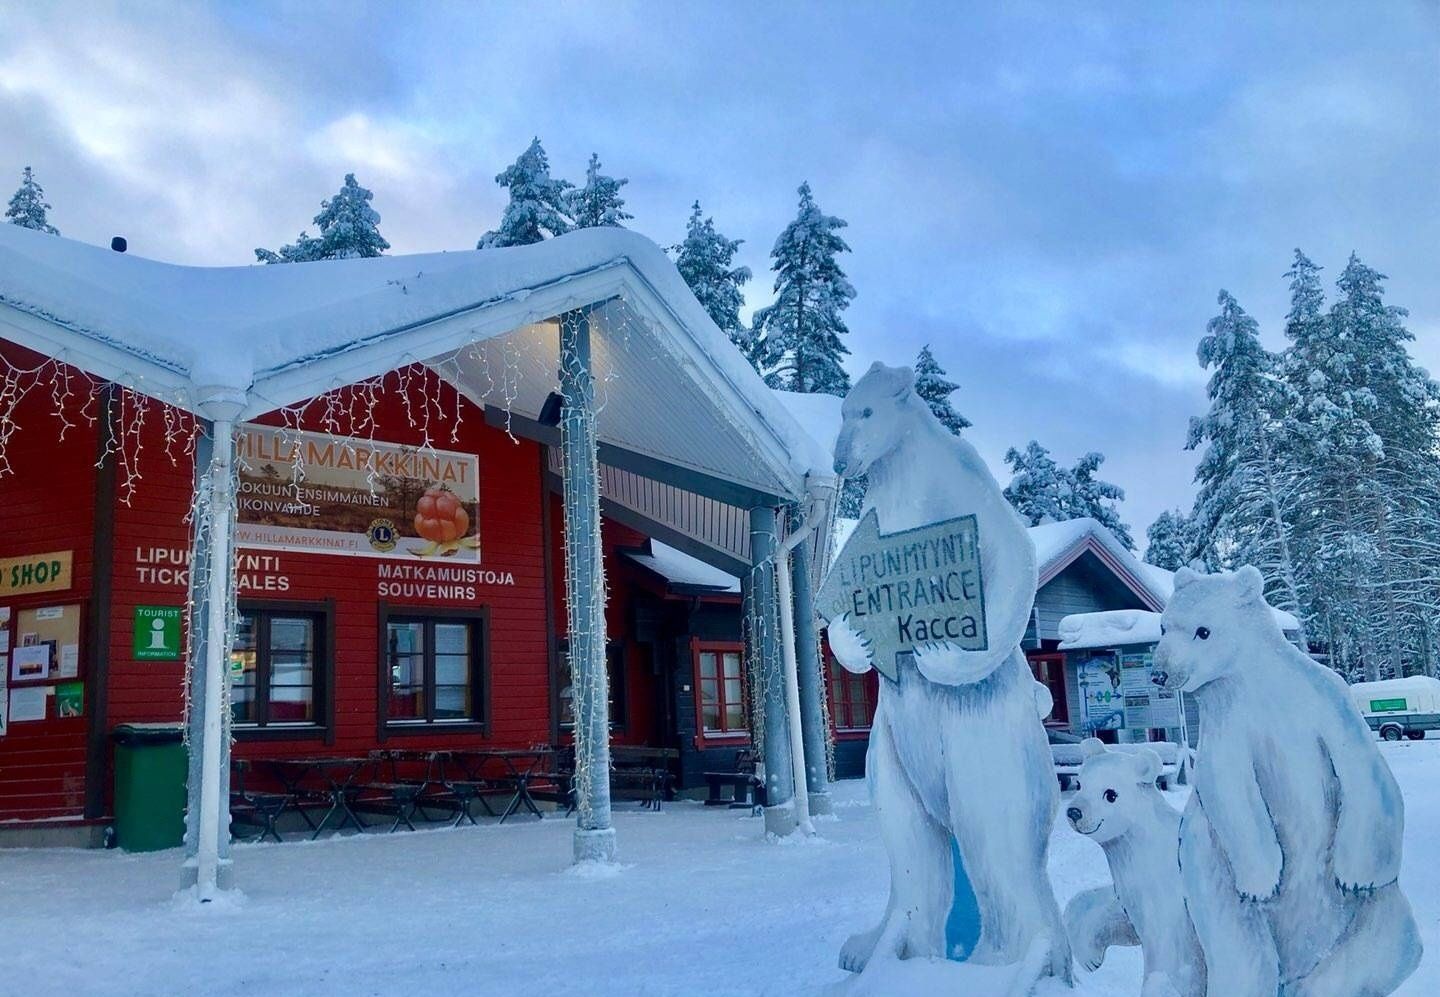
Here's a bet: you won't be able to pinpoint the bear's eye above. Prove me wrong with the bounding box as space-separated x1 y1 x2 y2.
1194 626 1211 641
1104 789 1118 804
862 407 873 418
1159 623 1167 636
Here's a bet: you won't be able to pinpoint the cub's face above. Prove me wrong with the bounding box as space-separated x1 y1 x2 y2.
1154 566 1264 693
1065 741 1161 846
833 362 917 479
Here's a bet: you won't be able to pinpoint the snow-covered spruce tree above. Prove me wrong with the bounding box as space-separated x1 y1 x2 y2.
566 153 631 229
6 167 59 235
477 138 572 249
1004 442 1133 547
749 183 855 395
673 201 752 352
1004 441 1068 526
1185 289 1306 638
1145 509 1195 572
1277 251 1440 678
913 344 970 434
1067 451 1134 549
256 173 389 263
1334 256 1440 677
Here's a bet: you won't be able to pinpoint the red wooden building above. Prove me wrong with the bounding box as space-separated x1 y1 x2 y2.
0 225 843 878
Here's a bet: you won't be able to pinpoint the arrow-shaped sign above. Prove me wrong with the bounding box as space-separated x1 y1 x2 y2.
817 509 988 680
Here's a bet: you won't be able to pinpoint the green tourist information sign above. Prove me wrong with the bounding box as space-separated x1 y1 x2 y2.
817 509 988 680
133 605 183 661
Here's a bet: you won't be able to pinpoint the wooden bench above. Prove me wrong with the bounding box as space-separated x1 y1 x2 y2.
351 751 443 832
229 759 292 842
610 745 678 811
1052 741 1182 792
703 748 767 810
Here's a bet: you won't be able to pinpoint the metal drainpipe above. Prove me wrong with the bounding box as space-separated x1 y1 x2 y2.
750 506 796 836
786 496 834 816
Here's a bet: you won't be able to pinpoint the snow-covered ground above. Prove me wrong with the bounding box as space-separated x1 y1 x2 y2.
3 741 1438 996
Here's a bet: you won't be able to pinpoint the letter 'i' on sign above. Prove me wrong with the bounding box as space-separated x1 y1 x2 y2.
133 606 183 661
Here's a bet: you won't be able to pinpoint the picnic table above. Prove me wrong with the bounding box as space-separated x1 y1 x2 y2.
703 747 766 809
261 756 371 838
609 745 677 810
448 748 564 823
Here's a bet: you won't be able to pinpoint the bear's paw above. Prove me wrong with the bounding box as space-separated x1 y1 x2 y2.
828 614 875 675
1333 817 1399 893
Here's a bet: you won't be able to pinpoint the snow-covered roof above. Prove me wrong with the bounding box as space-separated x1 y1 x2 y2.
768 390 843 467
1057 609 1162 650
1027 518 1167 610
624 540 741 594
0 225 835 496
1348 676 1440 696
1059 604 1304 651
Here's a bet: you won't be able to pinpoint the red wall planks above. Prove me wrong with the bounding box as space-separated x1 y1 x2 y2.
0 343 99 820
0 348 684 823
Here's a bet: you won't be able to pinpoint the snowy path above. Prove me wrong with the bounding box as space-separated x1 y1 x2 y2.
2 740 1438 996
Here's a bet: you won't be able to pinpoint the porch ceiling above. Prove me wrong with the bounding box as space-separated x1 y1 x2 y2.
432 299 797 502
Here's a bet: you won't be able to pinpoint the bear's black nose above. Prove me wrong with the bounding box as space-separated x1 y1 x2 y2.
1066 807 1082 823
1151 671 1168 687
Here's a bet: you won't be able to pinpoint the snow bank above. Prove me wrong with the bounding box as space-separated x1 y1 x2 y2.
4 745 1439 995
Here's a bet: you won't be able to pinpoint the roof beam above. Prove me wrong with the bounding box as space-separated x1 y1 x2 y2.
484 404 786 509
599 497 751 578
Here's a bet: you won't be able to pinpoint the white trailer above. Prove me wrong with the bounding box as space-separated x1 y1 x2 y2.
1350 676 1440 741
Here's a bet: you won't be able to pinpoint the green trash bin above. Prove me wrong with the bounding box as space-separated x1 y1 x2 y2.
111 723 187 852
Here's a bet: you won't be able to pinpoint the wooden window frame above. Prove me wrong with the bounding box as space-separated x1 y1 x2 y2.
1028 651 1070 727
691 638 749 746
555 636 629 733
377 603 491 740
828 660 878 739
233 598 335 744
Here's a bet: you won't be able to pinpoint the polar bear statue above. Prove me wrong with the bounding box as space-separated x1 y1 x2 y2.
1063 739 1205 997
1155 566 1421 997
826 362 1070 980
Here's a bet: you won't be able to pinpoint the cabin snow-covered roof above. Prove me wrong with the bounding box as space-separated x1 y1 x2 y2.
1056 609 1163 649
624 539 742 595
0 225 837 494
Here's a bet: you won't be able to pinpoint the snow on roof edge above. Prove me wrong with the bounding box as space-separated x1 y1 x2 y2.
0 224 834 484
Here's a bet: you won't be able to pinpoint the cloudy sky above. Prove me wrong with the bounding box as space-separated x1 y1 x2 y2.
2 2 1436 540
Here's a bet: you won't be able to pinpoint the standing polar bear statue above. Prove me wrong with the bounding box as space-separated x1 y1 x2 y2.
824 362 1070 981
1156 566 1421 996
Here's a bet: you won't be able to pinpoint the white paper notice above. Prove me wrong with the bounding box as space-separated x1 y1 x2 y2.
34 606 63 621
59 644 78 679
11 644 48 682
0 631 9 653
9 686 48 723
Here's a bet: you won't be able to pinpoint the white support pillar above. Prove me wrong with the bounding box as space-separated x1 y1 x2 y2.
559 308 617 864
189 389 244 900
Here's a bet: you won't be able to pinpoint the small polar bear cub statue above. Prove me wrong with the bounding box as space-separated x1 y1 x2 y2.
1063 738 1205 997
